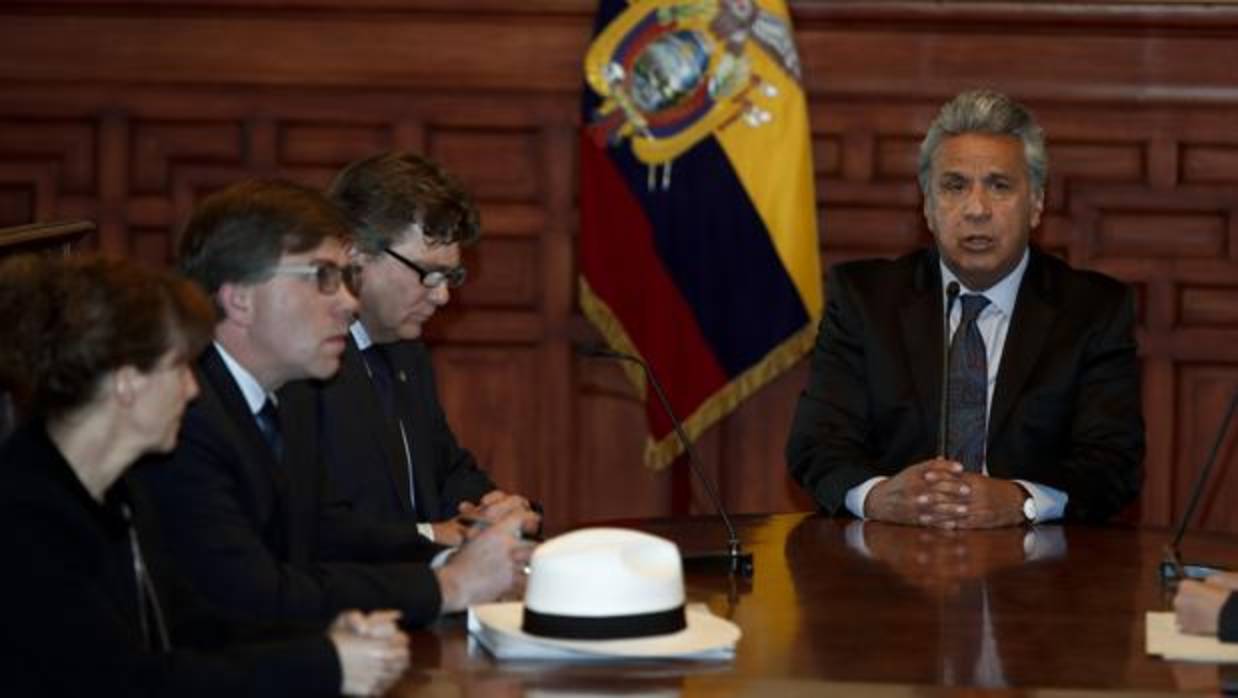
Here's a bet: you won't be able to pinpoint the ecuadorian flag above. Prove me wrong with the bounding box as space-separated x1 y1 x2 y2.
579 0 822 469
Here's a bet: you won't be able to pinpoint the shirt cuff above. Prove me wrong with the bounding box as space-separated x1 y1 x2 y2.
845 477 888 519
1014 479 1068 523
430 547 454 569
417 522 435 542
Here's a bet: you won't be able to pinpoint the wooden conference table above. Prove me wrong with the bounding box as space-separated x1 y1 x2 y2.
387 513 1238 697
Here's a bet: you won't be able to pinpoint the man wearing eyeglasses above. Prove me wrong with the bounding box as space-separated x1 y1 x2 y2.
293 152 536 548
134 179 536 632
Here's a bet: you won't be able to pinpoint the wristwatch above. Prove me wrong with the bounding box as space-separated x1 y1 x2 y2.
1022 495 1038 523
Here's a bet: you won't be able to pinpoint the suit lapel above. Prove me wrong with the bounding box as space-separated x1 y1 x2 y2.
277 380 321 562
346 340 416 515
988 250 1057 452
196 347 287 552
900 253 946 451
199 347 278 471
386 342 443 521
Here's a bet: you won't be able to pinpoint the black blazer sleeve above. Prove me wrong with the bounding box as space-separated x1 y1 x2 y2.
135 356 444 628
0 426 342 698
1220 594 1238 643
988 275 1144 521
400 341 498 517
786 264 893 515
1 512 341 698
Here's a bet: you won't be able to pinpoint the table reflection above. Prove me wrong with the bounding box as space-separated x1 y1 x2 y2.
386 513 1238 696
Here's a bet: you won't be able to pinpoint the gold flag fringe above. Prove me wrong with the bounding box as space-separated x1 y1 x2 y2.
579 276 817 471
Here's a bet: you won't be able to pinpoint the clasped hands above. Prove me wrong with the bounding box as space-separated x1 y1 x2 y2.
865 458 1027 529
328 609 409 696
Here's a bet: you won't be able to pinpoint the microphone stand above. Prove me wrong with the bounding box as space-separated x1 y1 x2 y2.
935 281 959 678
578 344 755 578
1160 388 1238 583
938 281 960 457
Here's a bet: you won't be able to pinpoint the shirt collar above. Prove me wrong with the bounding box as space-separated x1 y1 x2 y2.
939 247 1028 318
213 341 274 414
349 320 374 352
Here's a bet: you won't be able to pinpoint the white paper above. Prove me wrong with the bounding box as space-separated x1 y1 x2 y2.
1146 611 1238 662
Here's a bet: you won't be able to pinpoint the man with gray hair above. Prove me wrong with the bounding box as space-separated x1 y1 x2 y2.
786 89 1144 528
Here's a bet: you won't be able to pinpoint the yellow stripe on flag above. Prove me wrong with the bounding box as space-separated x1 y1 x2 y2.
712 2 822 320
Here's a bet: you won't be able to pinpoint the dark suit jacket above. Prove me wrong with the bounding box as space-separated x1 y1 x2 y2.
294 337 496 527
786 247 1144 522
1220 595 1238 643
0 422 340 697
132 346 445 628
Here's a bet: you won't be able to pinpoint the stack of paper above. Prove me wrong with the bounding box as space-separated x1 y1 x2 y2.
1146 612 1238 662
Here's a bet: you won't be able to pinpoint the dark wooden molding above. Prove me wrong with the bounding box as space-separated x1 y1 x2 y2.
0 220 94 256
0 1 1234 532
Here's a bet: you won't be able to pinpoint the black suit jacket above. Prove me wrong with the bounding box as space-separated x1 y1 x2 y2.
133 346 444 628
1221 595 1238 643
0 422 340 697
786 247 1144 521
297 337 496 526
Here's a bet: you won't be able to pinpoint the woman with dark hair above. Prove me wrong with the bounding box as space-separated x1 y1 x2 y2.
0 254 409 697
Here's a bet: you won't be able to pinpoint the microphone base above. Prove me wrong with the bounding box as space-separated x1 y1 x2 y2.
681 550 755 578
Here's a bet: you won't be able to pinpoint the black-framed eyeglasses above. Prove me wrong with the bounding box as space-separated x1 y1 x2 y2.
270 261 362 296
384 247 467 289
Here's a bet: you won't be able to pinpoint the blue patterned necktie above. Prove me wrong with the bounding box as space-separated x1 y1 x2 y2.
946 294 991 473
254 398 283 463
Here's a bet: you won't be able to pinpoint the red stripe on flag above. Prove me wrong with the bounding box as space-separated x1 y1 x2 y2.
578 130 727 436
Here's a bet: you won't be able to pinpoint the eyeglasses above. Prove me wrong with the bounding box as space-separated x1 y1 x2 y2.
269 262 362 296
384 247 467 289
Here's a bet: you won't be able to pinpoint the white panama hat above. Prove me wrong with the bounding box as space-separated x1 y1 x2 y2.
469 527 741 660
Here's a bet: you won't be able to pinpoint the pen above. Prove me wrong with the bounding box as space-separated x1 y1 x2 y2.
458 515 544 543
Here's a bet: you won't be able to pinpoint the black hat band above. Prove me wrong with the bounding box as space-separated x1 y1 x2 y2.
522 605 686 640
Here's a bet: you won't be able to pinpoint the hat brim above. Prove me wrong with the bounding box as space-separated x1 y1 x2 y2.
469 602 740 660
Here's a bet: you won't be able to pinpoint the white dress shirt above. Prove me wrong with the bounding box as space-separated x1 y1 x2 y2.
214 342 276 417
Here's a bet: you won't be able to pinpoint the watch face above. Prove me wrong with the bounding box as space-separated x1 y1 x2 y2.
1023 497 1037 521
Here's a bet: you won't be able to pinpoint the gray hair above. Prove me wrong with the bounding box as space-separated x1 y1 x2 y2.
917 89 1048 195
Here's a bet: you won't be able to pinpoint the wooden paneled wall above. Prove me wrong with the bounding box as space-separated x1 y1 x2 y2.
1 1 1236 533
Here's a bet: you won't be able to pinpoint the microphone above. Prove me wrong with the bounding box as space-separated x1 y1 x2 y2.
937 281 961 457
1160 388 1238 582
575 343 755 578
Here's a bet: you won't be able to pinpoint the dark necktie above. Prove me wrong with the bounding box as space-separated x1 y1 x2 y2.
362 345 417 515
254 398 283 463
946 294 990 473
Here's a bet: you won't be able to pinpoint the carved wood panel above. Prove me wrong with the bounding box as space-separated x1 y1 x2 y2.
0 1 1236 534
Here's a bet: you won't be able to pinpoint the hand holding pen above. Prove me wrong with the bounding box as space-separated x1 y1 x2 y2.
457 490 542 541
434 506 540 612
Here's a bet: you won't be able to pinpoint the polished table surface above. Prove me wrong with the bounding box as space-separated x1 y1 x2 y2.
389 513 1238 697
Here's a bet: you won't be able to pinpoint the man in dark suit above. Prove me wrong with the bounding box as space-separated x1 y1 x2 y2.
136 179 536 629
297 152 533 547
786 89 1144 528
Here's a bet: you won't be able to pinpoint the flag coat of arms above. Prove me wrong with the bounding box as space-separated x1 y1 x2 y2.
579 0 822 469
